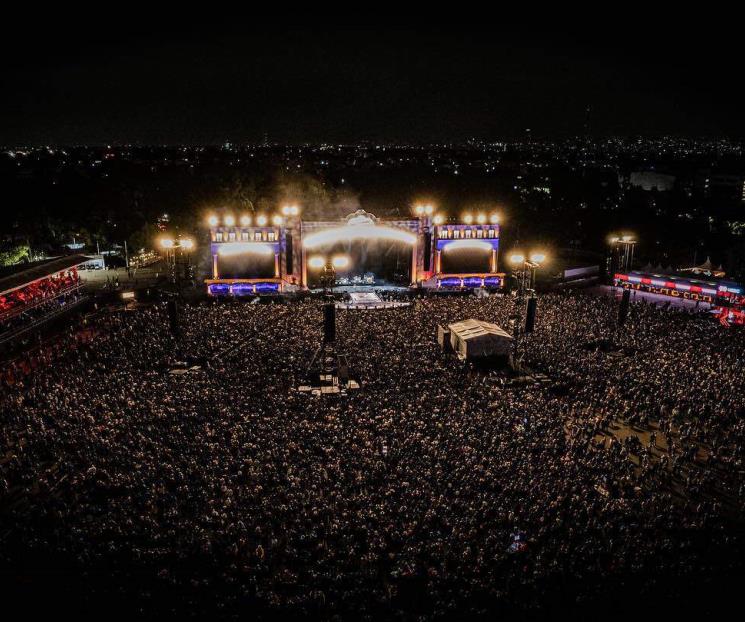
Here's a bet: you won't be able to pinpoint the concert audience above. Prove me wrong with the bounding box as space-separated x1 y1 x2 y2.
1 293 743 620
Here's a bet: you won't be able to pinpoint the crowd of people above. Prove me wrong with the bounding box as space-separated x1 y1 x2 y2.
1 291 744 620
0 269 80 321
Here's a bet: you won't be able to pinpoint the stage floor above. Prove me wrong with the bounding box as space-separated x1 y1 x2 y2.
336 291 410 310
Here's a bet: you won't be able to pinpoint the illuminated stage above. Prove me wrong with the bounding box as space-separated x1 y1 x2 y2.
206 208 504 295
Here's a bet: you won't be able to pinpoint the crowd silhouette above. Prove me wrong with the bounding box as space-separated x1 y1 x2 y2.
1 292 744 620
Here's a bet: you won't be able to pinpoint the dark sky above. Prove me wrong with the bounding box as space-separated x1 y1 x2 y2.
1 11 742 145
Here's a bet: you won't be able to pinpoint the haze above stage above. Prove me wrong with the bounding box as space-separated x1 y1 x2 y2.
205 209 504 296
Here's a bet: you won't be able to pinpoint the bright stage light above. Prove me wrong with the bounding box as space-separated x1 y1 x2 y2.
529 252 546 264
476 213 487 224
443 239 493 252
207 215 219 227
424 204 435 215
160 238 175 249
463 213 473 224
622 235 634 242
180 238 195 250
240 215 251 226
272 215 284 226
308 255 325 268
433 214 445 225
332 255 350 269
414 204 425 215
217 242 275 257
224 215 235 227
303 223 417 249
282 205 299 216
489 213 500 224
509 253 526 265
256 215 268 226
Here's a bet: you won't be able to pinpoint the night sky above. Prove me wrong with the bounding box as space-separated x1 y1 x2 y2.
2 12 742 145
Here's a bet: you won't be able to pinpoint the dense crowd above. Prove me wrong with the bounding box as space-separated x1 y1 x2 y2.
1 292 744 620
0 269 80 320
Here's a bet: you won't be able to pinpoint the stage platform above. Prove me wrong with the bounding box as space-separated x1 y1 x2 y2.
336 290 410 310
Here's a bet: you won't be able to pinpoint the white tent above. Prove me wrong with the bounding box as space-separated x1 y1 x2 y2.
448 319 513 360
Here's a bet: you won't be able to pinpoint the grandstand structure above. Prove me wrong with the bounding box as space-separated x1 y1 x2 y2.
0 255 90 344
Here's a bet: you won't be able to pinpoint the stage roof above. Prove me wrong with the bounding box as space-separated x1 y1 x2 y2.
0 255 91 295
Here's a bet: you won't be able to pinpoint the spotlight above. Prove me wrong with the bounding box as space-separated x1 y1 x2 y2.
415 205 425 215
308 256 325 269
256 215 268 226
509 253 525 265
489 213 499 224
424 204 434 215
160 238 175 249
272 215 284 226
207 215 219 227
433 214 445 225
463 213 473 224
240 215 251 226
224 215 235 227
476 213 487 224
332 255 350 269
180 239 195 250
529 252 546 264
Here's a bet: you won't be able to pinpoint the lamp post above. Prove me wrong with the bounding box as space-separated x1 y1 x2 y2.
159 237 196 286
608 234 636 275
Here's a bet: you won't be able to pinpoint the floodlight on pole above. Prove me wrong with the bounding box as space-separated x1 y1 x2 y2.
529 252 546 264
509 253 525 265
331 255 350 269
